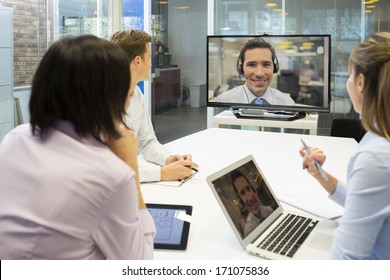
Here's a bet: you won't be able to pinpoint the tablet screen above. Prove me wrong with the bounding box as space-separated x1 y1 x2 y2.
146 203 193 250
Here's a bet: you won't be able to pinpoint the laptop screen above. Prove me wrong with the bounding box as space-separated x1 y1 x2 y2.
210 158 279 239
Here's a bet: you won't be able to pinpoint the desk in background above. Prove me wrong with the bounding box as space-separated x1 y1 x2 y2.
141 128 358 260
212 110 318 135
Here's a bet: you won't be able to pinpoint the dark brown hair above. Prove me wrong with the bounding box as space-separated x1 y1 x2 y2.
29 35 130 140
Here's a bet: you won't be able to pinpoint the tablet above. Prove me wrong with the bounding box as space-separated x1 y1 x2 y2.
146 203 193 250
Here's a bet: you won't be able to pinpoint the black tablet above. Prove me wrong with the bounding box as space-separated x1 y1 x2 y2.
146 203 193 250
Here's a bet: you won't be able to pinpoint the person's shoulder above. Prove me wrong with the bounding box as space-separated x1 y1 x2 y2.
270 87 295 103
214 85 245 102
270 87 289 96
359 131 390 153
9 123 31 134
349 132 390 175
1 124 34 144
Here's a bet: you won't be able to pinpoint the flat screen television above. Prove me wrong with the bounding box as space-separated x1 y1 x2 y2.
207 34 331 120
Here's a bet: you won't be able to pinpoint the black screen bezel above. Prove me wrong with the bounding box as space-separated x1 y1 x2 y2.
146 203 192 250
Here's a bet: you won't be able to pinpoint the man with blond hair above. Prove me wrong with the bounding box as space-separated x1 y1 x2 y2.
111 30 198 183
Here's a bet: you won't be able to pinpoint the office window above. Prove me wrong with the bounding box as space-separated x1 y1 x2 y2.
47 0 113 42
123 0 143 30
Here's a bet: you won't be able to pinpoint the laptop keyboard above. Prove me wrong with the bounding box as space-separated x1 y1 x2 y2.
257 213 319 258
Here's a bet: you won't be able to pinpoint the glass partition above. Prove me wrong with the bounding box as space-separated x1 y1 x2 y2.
47 0 113 42
212 0 390 135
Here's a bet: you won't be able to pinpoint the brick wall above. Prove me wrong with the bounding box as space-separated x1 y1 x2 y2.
0 0 47 87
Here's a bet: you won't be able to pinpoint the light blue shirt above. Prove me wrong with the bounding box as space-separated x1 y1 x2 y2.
330 131 390 259
212 84 295 106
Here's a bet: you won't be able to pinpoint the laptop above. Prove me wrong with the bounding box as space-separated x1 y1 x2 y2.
206 155 337 260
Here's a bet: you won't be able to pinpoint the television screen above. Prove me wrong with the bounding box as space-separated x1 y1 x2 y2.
207 34 331 119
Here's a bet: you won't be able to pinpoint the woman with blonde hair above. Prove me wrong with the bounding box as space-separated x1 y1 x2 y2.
300 32 390 259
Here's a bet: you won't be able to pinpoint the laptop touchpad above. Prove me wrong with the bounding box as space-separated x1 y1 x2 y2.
308 233 333 251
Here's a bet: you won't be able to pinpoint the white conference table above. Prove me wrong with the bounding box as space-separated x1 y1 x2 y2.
141 128 358 260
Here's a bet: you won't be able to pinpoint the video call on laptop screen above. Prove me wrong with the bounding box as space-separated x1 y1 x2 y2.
211 160 278 239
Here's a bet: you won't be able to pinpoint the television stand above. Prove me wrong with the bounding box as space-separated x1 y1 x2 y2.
212 110 318 135
232 108 306 121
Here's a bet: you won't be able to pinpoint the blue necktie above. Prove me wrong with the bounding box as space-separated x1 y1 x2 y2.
251 98 270 105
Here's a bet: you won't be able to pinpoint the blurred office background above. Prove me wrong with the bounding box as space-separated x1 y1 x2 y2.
1 0 389 142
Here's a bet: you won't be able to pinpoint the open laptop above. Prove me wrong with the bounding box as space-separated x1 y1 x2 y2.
206 155 338 260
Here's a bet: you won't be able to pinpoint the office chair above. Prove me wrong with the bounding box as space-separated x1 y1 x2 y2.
330 119 366 143
277 70 300 100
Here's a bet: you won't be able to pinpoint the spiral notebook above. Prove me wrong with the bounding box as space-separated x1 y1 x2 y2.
276 184 344 219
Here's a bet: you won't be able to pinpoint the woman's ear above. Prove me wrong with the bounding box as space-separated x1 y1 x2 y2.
357 73 365 94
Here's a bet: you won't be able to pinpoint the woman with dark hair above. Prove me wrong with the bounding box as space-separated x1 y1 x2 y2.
300 32 390 259
0 35 156 259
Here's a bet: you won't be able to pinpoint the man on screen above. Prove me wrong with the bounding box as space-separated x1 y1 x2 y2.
213 38 295 106
231 171 274 237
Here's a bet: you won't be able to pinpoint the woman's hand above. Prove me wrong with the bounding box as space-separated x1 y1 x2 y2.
299 146 326 177
299 145 338 195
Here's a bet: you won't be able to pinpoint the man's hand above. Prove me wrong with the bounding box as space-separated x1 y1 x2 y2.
162 155 198 181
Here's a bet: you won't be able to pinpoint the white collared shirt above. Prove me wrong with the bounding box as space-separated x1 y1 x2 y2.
125 86 172 182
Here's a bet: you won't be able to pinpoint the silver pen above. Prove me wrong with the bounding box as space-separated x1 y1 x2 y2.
300 138 329 181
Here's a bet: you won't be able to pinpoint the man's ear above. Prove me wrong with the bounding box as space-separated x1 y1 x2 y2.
134 55 142 66
130 56 141 69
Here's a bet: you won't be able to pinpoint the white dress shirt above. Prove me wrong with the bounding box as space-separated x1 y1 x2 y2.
126 86 172 182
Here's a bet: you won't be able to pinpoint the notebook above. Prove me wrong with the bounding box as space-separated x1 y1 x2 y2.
206 155 338 260
276 183 344 219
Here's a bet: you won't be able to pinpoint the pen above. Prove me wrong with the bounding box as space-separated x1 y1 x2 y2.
178 170 197 186
300 138 329 181
186 165 199 173
191 167 199 172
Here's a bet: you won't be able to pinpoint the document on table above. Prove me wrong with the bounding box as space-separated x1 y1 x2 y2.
151 170 198 187
276 184 344 219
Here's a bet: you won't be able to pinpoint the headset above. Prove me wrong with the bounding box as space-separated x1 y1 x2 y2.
236 38 280 76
